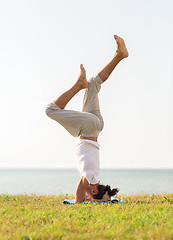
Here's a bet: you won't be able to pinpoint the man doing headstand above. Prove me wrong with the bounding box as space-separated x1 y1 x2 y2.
45 35 129 203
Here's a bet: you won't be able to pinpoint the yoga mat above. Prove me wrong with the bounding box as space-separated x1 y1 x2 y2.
63 196 124 204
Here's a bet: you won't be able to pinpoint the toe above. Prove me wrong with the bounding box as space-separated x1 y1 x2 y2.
80 64 86 74
114 35 119 39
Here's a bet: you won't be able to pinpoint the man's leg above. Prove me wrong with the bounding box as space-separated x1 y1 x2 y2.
46 64 94 138
54 64 88 109
98 35 129 82
82 35 128 128
82 74 104 127
53 35 128 110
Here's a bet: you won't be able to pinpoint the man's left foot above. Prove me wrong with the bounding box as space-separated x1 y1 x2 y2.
76 64 88 89
114 35 129 59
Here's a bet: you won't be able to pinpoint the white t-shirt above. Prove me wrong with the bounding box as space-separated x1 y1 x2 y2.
75 139 100 184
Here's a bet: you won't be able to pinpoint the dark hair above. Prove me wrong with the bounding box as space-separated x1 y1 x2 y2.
93 184 119 200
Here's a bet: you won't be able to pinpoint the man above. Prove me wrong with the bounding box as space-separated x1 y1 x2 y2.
46 35 128 202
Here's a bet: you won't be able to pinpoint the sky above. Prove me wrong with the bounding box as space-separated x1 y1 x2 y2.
0 0 172 169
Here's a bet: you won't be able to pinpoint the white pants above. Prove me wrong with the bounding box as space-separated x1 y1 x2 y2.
45 74 104 138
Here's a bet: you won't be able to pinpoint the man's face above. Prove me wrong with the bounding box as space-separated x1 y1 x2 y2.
87 185 111 202
88 184 99 196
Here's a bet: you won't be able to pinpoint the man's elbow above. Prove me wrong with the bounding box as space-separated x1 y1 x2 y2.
75 177 89 203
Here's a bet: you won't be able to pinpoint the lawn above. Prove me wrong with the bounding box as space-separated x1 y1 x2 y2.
0 194 172 240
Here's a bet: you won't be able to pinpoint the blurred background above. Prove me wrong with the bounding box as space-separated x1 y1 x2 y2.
0 0 172 169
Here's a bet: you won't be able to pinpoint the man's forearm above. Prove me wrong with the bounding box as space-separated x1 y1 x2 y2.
75 177 89 203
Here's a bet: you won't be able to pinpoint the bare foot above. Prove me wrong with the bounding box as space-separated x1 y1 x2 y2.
114 35 129 59
76 64 88 89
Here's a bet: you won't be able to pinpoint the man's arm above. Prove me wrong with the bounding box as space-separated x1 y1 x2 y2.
75 176 89 203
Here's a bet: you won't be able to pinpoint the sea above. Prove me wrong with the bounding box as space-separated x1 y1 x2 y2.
0 168 172 196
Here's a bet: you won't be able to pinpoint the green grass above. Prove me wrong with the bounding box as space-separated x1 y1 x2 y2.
0 194 173 240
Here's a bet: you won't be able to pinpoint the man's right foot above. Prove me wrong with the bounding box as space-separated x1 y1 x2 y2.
76 64 88 89
114 35 129 59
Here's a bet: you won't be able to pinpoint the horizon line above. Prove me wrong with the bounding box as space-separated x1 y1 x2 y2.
0 167 172 170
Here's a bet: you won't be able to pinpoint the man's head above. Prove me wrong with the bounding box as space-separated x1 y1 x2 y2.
87 183 99 196
87 183 119 202
93 184 119 201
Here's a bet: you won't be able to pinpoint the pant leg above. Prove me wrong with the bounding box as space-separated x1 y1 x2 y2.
82 74 104 130
45 102 102 137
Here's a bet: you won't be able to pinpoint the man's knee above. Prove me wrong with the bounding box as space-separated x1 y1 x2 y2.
45 102 61 117
45 106 52 117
